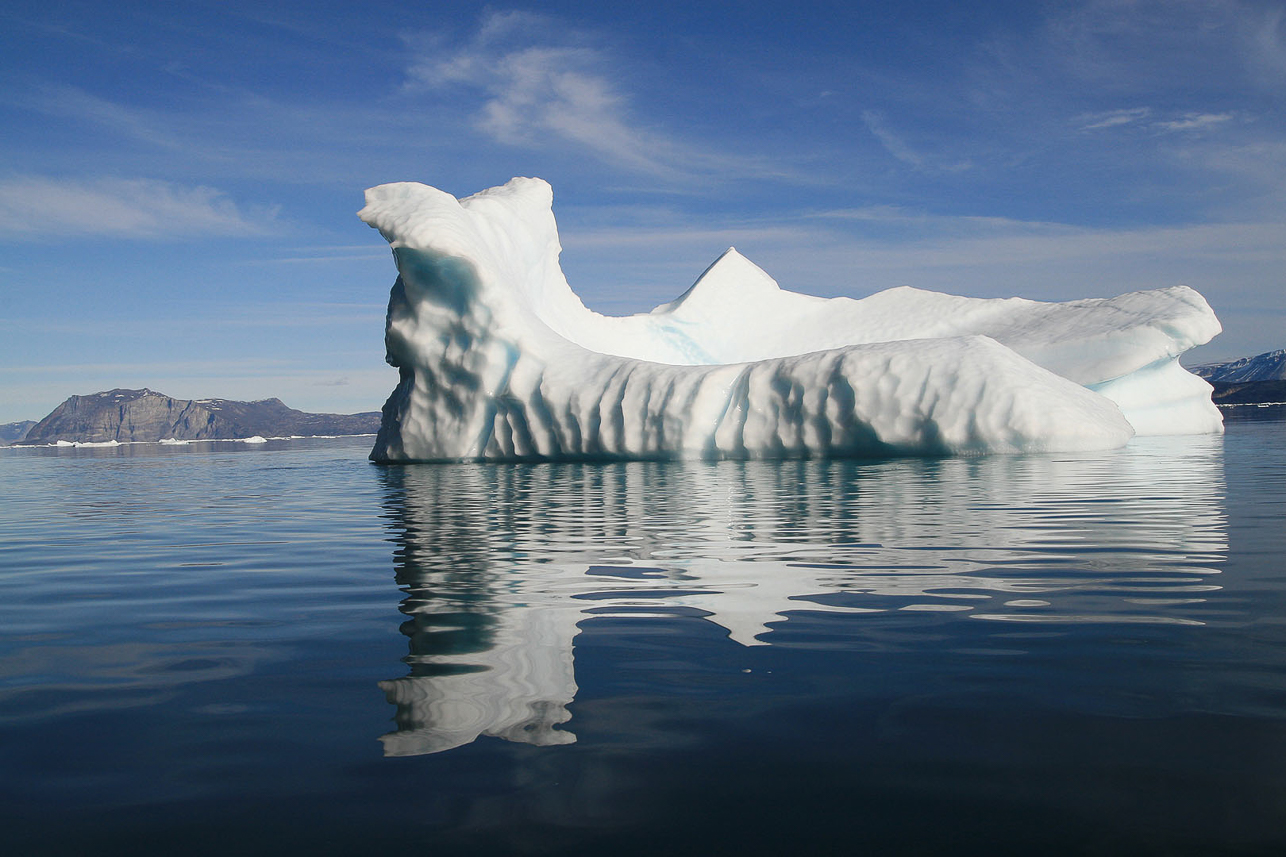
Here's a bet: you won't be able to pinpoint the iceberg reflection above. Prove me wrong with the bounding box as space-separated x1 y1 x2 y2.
376 435 1226 755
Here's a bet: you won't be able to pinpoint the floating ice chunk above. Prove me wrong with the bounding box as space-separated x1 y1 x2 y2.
241 436 268 444
358 177 1220 463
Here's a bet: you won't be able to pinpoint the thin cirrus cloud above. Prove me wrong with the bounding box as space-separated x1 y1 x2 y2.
1077 108 1234 134
1076 107 1152 131
401 11 749 181
0 176 277 240
1154 112 1234 133
1247 4 1286 79
860 110 925 169
860 111 971 173
567 207 1286 272
8 83 185 149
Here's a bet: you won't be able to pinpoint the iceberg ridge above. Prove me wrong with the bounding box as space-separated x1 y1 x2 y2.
359 177 1221 463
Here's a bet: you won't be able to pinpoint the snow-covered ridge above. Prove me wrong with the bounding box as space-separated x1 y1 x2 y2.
1192 349 1286 383
360 177 1222 462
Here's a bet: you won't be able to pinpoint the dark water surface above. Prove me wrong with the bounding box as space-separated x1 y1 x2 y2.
2 417 1285 856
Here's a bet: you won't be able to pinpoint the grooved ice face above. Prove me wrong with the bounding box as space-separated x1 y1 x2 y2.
359 178 1221 463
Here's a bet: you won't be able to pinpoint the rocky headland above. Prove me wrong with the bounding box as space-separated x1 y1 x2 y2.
15 389 380 445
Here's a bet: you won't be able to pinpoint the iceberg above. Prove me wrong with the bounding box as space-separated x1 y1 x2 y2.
359 177 1222 462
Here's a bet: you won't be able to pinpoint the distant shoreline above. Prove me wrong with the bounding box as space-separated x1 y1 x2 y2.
5 434 377 450
15 388 381 447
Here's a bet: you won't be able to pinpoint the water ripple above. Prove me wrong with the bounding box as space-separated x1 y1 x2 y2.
375 434 1228 753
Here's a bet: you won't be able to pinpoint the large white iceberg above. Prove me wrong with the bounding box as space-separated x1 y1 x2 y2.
359 177 1222 462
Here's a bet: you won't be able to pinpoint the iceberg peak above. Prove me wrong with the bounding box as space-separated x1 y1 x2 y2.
652 246 788 318
360 177 1221 463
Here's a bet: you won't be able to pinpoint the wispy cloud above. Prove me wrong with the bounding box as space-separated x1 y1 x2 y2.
0 300 384 336
1078 107 1234 134
565 202 1286 279
4 83 183 149
1077 107 1151 131
1155 112 1234 133
844 219 1286 271
401 11 784 181
861 110 923 168
1028 0 1286 107
1243 3 1286 82
403 12 680 175
564 224 814 250
242 247 391 265
0 176 278 239
202 302 386 328
861 111 970 173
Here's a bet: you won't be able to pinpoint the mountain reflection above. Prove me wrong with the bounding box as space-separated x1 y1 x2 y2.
376 436 1227 755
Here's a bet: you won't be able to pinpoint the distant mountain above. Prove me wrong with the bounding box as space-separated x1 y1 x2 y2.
16 389 380 445
1189 349 1286 407
1 420 36 445
1191 349 1286 383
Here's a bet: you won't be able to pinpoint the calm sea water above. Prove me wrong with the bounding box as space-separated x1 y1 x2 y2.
2 411 1286 856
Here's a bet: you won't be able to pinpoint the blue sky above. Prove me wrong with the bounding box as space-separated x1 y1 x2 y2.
2 0 1284 424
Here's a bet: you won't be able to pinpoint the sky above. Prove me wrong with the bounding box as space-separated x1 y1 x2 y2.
2 0 1284 424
